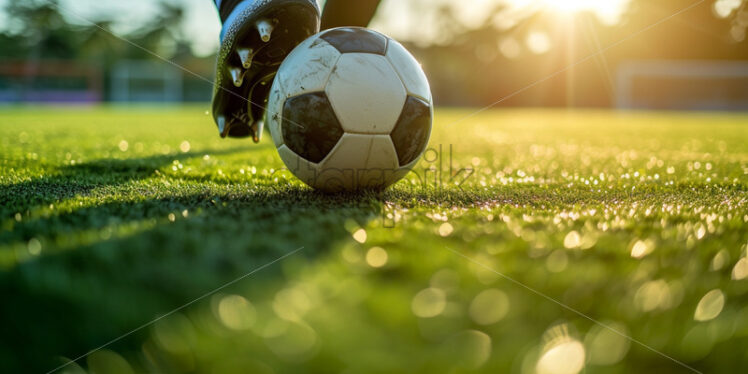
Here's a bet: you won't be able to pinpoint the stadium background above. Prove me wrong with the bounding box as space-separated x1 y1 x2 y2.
1 0 746 109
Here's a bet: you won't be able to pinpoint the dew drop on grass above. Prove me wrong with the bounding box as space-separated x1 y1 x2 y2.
445 330 492 369
563 231 581 249
352 229 367 243
27 238 41 256
439 222 454 237
694 289 725 322
168 213 176 222
341 246 361 264
469 289 509 325
732 258 748 280
411 288 446 318
430 269 459 290
153 314 195 354
696 224 706 239
264 320 318 359
87 350 133 374
536 339 586 374
635 280 672 312
585 322 630 366
546 250 568 272
366 247 388 268
630 240 654 259
711 250 730 271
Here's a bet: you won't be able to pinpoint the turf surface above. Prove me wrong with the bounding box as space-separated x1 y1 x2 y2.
1 107 747 373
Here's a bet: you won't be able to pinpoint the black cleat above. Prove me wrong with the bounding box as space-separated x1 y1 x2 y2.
212 0 320 142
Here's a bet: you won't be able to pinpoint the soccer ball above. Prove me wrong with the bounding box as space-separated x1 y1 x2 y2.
266 27 433 192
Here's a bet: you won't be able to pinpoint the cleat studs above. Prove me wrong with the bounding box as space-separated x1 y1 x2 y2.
251 120 264 143
256 19 274 42
217 115 227 136
237 48 253 69
229 66 245 87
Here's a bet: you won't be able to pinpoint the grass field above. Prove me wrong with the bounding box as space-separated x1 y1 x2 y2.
1 107 747 373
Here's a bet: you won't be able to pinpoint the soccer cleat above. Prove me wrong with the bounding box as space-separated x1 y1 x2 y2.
229 66 245 87
211 0 320 141
237 47 253 68
256 19 275 42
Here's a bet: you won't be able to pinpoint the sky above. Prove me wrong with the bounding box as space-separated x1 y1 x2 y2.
0 0 634 57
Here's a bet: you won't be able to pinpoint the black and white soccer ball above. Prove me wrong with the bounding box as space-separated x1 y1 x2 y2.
267 27 433 192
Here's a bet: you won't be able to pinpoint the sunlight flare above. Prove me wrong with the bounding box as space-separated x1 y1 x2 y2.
514 0 630 24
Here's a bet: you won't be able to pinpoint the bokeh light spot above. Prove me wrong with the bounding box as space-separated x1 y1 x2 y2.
526 31 551 54
536 338 586 374
366 247 388 268
732 257 748 280
264 321 318 360
585 322 630 365
546 250 568 272
27 238 42 256
694 289 725 321
217 294 257 330
469 289 510 325
439 222 454 237
444 330 492 369
353 229 367 243
630 239 654 259
634 280 672 312
273 288 312 321
87 350 134 374
412 288 447 318
563 231 581 249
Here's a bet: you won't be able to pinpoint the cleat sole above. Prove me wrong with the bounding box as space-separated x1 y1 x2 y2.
237 47 254 69
211 0 320 139
256 19 275 42
229 66 245 87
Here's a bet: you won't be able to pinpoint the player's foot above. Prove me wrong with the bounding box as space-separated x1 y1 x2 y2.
211 0 320 141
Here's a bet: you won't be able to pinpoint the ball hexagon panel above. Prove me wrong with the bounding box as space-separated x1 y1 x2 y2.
267 81 286 147
362 136 401 189
318 134 400 191
390 96 432 166
281 92 344 163
366 135 400 171
322 133 373 170
317 133 373 191
385 40 431 102
320 27 388 55
275 36 341 98
277 144 319 186
325 53 406 135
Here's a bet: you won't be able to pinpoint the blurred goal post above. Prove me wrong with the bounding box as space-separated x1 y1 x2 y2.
616 60 748 111
0 61 102 103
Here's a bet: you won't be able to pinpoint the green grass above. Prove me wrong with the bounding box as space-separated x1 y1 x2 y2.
1 106 747 373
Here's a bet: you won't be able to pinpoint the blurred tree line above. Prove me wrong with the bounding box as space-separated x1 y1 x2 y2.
405 0 748 107
0 0 745 106
0 0 210 102
0 0 193 62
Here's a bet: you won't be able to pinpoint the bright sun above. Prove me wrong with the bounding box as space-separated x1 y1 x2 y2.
518 0 630 24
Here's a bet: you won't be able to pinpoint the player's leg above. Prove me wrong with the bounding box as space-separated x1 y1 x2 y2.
210 0 320 141
320 0 381 29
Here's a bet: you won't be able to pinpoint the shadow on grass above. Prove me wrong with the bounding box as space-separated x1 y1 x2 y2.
0 147 248 220
0 186 390 373
0 149 514 372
